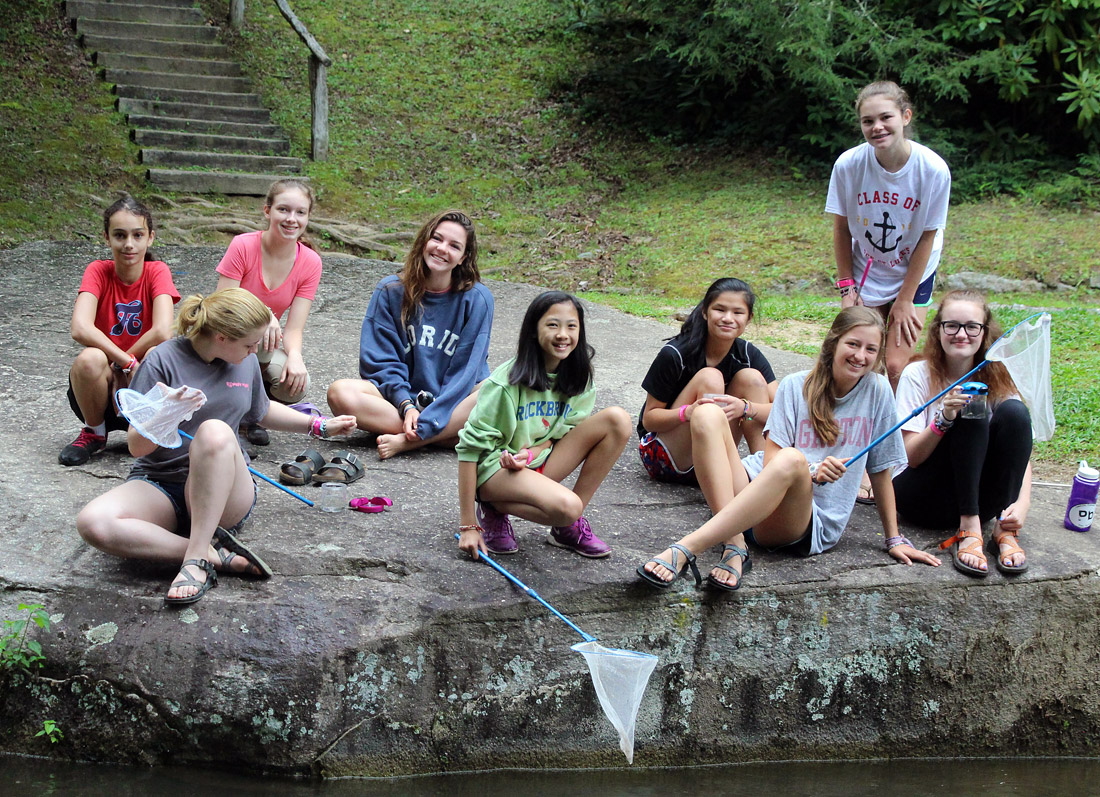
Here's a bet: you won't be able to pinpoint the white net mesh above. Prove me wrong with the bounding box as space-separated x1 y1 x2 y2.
572 641 658 764
115 384 208 449
986 312 1055 441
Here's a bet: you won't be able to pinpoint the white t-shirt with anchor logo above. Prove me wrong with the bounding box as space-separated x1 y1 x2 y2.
826 140 951 307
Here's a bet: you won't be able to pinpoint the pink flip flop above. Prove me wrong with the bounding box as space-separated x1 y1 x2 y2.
349 496 393 514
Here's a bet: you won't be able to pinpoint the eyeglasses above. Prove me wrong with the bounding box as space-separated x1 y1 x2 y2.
938 321 986 337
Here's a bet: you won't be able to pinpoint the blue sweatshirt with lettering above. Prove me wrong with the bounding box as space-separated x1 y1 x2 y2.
358 275 494 440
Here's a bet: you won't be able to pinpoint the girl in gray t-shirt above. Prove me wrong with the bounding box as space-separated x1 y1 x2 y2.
637 307 941 593
76 288 357 605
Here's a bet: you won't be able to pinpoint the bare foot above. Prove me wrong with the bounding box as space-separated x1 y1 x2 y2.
377 432 414 460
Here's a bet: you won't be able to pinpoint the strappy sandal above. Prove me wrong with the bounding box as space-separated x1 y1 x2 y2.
636 543 701 590
938 528 988 577
280 449 325 486
706 543 753 592
213 526 273 579
164 558 217 605
987 522 1028 575
312 449 365 484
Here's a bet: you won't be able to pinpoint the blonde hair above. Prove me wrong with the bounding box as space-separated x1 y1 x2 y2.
176 288 271 341
802 307 886 445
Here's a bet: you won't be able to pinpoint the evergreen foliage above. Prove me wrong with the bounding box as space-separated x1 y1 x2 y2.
566 0 1100 200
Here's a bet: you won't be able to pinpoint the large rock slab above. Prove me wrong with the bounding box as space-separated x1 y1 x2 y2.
0 242 1091 776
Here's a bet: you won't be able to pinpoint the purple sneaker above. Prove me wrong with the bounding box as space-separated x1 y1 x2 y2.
477 501 517 554
548 516 611 558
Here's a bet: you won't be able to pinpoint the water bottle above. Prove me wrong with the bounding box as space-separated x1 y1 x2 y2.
1064 460 1099 532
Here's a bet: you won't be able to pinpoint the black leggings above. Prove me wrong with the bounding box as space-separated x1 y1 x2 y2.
893 399 1031 529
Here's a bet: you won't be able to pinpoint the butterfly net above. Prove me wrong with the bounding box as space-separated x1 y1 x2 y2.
572 640 658 764
116 384 207 449
986 312 1055 441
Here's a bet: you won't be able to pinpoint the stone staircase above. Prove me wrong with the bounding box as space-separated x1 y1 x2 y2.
65 0 304 195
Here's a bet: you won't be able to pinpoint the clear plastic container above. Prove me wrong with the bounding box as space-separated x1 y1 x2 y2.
319 482 348 512
960 381 989 419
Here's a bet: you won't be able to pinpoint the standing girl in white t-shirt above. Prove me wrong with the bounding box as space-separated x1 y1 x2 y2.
826 81 952 389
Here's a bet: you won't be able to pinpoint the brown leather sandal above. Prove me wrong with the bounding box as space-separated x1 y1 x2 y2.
987 523 1028 575
939 528 988 577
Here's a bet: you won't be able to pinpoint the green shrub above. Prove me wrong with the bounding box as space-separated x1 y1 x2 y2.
564 0 1100 200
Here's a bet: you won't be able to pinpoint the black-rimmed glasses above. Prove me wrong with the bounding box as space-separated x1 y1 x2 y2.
938 321 986 337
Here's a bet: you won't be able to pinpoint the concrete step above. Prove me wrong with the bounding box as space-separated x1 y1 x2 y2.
104 68 251 94
65 0 204 25
118 96 271 124
94 52 242 77
147 168 309 195
133 128 290 155
126 114 282 139
75 18 218 43
114 84 264 108
140 149 302 174
82 33 228 59
94 51 242 77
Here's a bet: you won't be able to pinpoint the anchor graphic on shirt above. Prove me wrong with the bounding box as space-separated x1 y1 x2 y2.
865 211 901 254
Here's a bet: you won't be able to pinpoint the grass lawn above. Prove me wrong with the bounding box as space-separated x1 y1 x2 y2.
2 0 1097 471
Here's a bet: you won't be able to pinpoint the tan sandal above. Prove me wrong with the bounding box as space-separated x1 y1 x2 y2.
939 528 987 577
987 523 1028 575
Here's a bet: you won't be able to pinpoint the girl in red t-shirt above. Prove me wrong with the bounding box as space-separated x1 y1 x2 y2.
60 195 179 466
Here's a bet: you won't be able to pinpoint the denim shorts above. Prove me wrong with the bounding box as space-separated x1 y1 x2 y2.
128 475 257 537
745 525 813 557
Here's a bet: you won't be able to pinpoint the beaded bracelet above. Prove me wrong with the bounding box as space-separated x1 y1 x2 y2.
885 535 913 551
742 399 754 422
459 524 483 533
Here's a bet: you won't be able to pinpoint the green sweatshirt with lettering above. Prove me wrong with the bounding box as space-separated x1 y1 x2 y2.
456 358 595 487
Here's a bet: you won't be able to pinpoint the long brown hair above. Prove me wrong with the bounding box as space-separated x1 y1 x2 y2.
399 210 479 326
802 307 886 445
922 290 1016 402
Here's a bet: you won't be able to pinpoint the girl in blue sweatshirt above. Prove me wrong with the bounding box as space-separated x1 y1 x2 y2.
456 292 631 560
328 210 494 459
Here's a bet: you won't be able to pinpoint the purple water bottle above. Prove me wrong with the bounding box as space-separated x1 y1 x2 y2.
1065 460 1099 532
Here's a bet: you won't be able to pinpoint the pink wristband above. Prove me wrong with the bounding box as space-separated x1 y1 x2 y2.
929 417 945 437
835 278 855 289
678 405 688 423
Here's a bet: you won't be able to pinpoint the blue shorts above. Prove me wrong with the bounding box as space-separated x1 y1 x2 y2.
745 526 813 557
128 475 257 537
880 271 936 309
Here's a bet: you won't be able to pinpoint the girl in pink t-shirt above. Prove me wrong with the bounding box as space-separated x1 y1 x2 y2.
216 179 322 423
61 195 180 467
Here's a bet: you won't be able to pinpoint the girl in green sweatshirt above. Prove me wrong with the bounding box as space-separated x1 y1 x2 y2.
456 292 631 559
